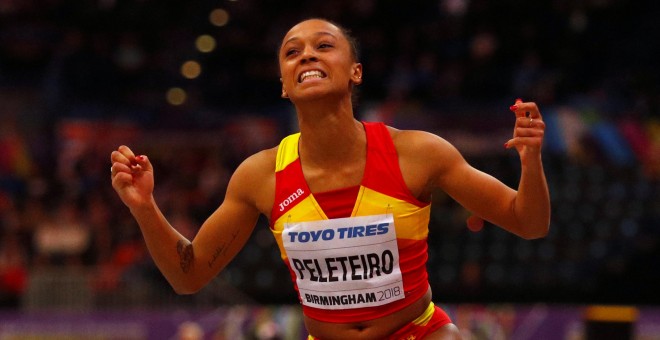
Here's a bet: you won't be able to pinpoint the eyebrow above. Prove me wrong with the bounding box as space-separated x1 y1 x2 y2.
282 31 338 47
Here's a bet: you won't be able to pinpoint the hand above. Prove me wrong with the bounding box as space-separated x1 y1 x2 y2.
505 99 546 161
110 145 154 209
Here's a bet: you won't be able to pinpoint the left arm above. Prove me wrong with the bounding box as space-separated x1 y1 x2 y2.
502 100 551 237
396 100 550 239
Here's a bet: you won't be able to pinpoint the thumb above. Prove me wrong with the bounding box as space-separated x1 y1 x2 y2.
504 138 525 150
134 155 153 173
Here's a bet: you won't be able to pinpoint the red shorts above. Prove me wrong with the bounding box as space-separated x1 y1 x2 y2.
308 302 453 340
388 302 453 340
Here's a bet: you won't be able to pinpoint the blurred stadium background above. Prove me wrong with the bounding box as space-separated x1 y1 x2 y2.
0 0 659 339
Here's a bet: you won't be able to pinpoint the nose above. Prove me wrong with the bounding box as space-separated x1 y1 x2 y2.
300 46 318 63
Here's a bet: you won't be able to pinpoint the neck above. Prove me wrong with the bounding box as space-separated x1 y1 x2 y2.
295 97 364 167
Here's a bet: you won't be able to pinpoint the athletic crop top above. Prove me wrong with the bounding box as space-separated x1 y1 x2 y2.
270 122 431 323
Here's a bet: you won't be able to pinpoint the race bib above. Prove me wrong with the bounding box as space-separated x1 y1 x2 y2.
283 214 404 310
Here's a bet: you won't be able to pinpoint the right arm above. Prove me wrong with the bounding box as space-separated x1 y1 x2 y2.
110 145 269 294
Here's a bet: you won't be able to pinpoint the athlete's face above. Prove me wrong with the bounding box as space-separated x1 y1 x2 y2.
279 19 362 102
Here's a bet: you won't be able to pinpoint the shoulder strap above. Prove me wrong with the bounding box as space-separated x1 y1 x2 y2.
271 132 313 224
362 122 426 206
275 132 301 172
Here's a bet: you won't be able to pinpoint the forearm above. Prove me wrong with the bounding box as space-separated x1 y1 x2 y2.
129 199 204 294
512 153 551 239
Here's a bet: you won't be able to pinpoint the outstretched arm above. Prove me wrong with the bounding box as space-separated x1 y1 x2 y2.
110 145 264 294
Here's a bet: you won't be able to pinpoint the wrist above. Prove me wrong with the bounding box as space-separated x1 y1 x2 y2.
520 149 543 167
129 196 158 218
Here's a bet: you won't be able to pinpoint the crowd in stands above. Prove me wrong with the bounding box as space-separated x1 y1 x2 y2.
1 0 658 308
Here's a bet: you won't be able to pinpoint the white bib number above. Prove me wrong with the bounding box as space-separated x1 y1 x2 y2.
283 214 404 310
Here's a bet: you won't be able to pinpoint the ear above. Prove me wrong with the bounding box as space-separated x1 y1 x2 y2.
351 63 363 85
280 78 289 98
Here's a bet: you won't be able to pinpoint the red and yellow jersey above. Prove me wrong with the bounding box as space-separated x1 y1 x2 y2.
270 122 431 323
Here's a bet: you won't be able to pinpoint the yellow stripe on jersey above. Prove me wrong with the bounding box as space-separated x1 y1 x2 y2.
271 195 327 260
275 133 301 172
356 187 430 240
272 185 430 260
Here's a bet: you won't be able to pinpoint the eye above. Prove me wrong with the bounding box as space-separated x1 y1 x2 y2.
285 49 298 57
318 43 333 49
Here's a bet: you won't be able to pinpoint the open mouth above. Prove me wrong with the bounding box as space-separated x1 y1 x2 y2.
298 70 326 83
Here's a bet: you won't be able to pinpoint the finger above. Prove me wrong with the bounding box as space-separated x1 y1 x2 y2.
514 127 545 137
504 137 543 149
111 150 131 166
509 102 526 118
117 145 138 165
111 163 135 188
111 162 132 177
112 171 136 190
517 102 542 120
134 154 153 173
516 116 546 129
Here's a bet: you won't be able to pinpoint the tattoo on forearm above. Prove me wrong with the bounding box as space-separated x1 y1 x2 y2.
208 228 240 268
177 240 194 273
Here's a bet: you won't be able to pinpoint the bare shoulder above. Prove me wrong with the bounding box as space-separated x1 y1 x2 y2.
228 147 277 215
386 126 460 161
385 125 465 198
236 147 277 177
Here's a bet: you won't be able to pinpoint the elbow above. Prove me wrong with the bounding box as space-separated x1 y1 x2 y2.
173 285 202 295
520 223 550 240
516 211 551 240
171 280 205 295
521 230 548 240
173 286 198 295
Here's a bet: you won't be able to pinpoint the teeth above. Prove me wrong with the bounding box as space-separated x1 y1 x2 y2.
299 70 325 82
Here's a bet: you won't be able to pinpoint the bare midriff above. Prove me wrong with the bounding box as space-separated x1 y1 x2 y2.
304 287 432 339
